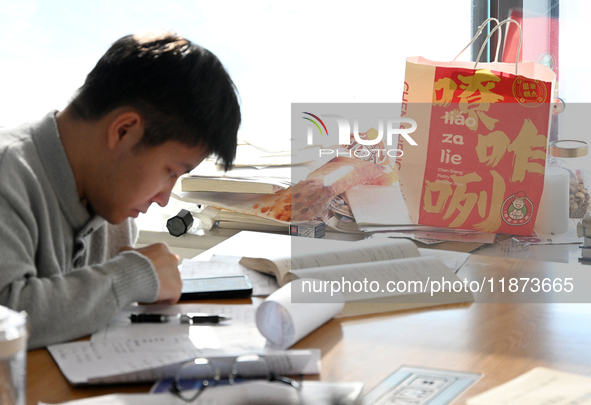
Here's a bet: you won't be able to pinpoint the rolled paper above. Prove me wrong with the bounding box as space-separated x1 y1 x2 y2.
255 279 345 349
534 167 569 234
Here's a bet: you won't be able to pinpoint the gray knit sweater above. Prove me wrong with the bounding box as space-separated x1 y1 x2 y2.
0 111 159 349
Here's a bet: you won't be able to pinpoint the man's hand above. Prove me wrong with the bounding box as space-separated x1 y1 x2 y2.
120 243 182 304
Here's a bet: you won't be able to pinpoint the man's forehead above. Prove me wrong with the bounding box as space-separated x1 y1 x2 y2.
168 142 210 167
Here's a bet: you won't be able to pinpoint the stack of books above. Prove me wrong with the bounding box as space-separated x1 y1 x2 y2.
207 207 289 234
181 175 291 195
577 214 591 262
181 143 332 191
175 143 334 232
180 144 296 195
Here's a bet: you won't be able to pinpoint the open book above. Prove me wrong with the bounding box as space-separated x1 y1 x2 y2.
239 238 474 317
240 238 418 286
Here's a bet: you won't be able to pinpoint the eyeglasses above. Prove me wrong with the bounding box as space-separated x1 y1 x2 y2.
170 354 303 402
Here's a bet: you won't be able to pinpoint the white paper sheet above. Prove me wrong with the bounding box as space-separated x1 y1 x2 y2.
192 230 366 263
90 303 267 351
467 367 591 405
346 184 416 226
48 333 321 385
48 335 203 385
52 299 325 386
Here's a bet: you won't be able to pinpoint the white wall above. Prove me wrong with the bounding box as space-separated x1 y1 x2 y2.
0 0 471 150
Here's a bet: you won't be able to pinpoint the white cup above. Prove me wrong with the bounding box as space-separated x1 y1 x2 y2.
0 306 27 405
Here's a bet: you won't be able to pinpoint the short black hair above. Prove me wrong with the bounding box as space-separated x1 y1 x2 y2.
70 32 240 170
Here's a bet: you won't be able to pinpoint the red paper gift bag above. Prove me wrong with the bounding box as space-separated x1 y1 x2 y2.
398 19 556 235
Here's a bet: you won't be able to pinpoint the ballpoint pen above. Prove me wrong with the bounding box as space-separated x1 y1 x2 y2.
180 313 231 324
129 313 231 324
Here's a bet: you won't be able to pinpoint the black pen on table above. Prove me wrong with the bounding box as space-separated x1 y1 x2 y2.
129 313 231 324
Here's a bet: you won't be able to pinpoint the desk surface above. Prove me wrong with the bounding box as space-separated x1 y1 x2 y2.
27 255 591 405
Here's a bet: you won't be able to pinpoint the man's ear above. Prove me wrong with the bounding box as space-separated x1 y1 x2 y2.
106 110 144 152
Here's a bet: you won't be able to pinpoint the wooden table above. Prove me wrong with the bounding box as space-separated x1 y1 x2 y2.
26 255 591 404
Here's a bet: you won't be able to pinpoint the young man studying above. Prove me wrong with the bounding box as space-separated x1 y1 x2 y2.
0 32 240 349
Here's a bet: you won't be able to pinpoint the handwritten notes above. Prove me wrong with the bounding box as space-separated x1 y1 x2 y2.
90 303 267 351
48 333 321 385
